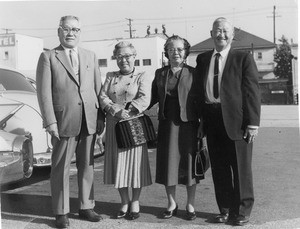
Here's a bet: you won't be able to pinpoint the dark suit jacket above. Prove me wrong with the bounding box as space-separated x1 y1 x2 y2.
36 45 103 137
149 64 201 122
196 49 261 140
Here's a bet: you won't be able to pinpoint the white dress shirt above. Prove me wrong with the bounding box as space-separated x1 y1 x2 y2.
206 45 231 104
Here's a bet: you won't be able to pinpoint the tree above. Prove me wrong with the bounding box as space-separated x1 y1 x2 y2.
273 35 295 104
273 35 293 79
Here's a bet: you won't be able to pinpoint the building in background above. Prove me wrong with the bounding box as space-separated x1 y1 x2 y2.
188 28 299 105
0 33 43 79
81 33 168 83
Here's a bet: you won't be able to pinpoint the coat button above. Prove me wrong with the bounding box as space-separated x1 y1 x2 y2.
78 102 82 105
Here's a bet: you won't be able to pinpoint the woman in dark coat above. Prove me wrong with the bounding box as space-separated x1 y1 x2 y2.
149 35 202 220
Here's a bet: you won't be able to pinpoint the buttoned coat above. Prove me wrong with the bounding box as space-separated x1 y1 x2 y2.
36 45 103 137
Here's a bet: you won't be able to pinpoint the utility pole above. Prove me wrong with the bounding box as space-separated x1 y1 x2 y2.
2 28 12 34
267 5 281 44
125 18 135 38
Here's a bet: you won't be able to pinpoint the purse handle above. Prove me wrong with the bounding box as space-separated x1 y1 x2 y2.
118 114 144 123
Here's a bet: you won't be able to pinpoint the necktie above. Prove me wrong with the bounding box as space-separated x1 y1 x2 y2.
69 49 79 80
213 53 220 99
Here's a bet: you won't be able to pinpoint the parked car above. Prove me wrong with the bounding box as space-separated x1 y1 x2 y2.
0 130 33 185
0 66 104 167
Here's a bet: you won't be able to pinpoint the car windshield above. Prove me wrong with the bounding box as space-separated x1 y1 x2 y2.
0 69 36 93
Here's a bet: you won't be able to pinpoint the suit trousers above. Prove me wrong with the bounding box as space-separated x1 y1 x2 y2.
50 119 96 215
204 104 254 217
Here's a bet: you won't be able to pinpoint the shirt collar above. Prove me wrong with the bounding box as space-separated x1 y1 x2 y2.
213 45 231 58
61 45 78 54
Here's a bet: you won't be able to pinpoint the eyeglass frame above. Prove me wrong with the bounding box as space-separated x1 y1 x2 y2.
167 48 186 53
115 54 136 61
59 26 81 34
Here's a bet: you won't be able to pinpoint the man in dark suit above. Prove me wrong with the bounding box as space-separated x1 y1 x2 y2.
36 15 105 228
196 17 261 226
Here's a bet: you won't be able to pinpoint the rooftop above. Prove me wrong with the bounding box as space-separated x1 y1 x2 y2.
190 27 276 52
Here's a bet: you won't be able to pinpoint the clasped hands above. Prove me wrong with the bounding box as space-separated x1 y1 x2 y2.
116 104 138 120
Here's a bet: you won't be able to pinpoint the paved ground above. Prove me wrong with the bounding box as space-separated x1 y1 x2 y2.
1 105 300 229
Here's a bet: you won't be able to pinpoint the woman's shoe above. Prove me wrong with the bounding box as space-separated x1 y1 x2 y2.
185 209 196 220
162 204 178 219
127 212 140 220
117 204 129 219
117 210 128 219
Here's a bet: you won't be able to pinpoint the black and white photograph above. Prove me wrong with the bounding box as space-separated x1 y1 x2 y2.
0 0 299 228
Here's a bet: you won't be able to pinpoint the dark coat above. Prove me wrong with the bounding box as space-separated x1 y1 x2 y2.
196 49 261 140
149 64 201 122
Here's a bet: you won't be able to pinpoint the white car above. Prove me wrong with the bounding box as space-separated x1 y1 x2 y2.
0 67 104 167
0 67 52 166
0 130 33 184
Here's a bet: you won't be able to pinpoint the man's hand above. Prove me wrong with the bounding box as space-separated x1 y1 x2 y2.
46 123 60 140
243 127 258 144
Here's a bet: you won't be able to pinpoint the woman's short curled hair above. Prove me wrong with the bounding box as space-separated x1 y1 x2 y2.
113 41 137 57
164 35 191 59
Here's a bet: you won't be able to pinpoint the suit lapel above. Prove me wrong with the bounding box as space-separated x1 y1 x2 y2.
55 45 80 86
222 49 233 83
203 51 213 92
162 67 169 94
179 65 192 93
78 48 88 88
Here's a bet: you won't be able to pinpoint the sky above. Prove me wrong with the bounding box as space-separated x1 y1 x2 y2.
0 0 298 49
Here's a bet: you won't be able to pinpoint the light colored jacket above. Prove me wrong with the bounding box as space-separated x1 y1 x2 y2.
36 45 103 137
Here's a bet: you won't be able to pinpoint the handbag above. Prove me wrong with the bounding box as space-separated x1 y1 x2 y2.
115 114 157 148
193 137 210 178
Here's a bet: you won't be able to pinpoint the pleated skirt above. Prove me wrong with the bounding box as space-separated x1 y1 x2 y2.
103 113 152 188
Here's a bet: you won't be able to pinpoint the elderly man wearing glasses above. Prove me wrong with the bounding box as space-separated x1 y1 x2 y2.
36 15 105 228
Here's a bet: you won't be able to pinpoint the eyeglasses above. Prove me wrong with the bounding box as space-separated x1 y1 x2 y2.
116 54 135 61
167 48 185 53
59 26 81 34
213 29 231 35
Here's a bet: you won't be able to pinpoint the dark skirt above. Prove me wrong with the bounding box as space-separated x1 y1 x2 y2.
155 96 200 186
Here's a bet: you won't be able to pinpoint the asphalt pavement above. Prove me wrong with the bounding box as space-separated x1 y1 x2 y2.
1 105 300 229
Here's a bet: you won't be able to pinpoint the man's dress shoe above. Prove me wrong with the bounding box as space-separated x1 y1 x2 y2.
78 209 103 222
232 215 250 226
55 215 69 228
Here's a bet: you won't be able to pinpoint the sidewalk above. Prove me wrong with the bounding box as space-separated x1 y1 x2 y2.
1 105 300 229
260 105 299 127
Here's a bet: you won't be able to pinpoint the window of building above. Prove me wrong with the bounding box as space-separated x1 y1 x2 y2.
98 59 107 67
257 52 262 60
3 51 9 60
143 59 151 66
134 59 140 66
